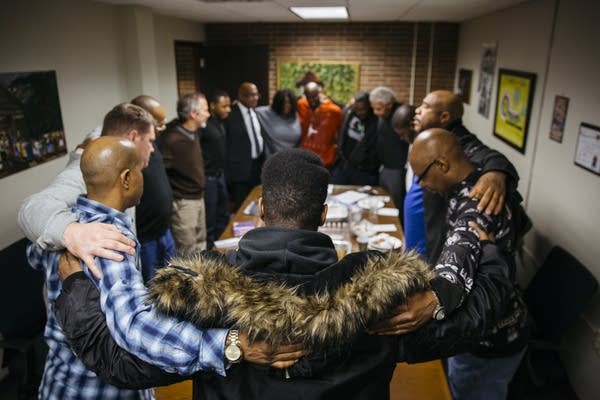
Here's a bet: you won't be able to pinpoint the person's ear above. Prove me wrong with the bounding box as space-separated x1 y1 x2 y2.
439 110 452 126
258 197 265 219
319 204 328 226
125 130 138 142
437 157 450 174
120 169 131 189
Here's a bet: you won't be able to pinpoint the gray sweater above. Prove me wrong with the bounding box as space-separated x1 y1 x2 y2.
255 106 301 158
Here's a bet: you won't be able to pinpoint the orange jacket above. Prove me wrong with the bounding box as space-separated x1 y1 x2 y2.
297 97 343 167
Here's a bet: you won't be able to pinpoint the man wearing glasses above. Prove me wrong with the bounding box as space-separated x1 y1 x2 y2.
406 128 528 400
376 91 525 400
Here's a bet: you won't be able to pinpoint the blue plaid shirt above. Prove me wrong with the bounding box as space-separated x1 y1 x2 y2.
28 195 227 399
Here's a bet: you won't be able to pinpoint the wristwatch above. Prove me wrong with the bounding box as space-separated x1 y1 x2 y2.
431 290 446 321
224 329 243 364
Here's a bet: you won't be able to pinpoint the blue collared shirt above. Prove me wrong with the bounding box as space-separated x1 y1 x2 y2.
28 195 227 398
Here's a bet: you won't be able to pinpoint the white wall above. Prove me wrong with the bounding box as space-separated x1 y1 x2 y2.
456 0 556 204
153 14 205 120
0 0 129 248
457 0 600 398
0 0 205 248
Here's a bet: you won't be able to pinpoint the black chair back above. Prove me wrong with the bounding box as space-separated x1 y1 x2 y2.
0 237 46 340
524 246 598 344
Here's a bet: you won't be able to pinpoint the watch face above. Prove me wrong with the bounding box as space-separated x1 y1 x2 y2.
225 344 242 362
433 307 446 321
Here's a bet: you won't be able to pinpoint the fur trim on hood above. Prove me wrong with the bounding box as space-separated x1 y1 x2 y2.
147 251 433 348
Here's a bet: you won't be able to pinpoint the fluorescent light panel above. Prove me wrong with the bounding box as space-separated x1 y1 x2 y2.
290 6 349 20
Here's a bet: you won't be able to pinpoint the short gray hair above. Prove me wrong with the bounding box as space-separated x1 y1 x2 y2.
177 92 204 122
369 86 397 105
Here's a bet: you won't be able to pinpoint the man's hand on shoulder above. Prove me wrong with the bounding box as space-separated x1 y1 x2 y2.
238 332 308 369
469 171 506 215
367 290 437 335
62 222 136 279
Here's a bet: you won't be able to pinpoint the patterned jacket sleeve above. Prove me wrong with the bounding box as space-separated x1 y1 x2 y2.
430 196 498 314
398 242 517 362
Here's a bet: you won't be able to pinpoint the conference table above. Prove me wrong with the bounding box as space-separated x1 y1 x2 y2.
216 184 406 252
156 185 452 400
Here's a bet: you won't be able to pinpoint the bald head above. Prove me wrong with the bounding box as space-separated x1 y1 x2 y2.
81 136 143 211
238 82 259 108
304 81 322 109
391 104 416 143
409 128 472 193
413 90 464 133
433 90 463 120
131 95 166 131
411 128 464 163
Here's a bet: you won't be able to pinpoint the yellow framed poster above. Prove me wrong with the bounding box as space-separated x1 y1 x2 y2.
493 69 536 153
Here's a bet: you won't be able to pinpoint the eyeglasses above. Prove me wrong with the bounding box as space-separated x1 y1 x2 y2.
415 159 437 183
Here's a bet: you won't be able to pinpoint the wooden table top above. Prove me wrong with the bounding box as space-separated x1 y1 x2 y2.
219 184 404 251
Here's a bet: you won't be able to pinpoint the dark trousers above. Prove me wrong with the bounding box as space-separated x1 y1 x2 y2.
330 161 379 186
205 175 230 248
379 166 406 225
229 156 263 212
139 228 176 282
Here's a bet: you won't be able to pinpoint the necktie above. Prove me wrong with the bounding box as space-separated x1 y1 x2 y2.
247 108 262 158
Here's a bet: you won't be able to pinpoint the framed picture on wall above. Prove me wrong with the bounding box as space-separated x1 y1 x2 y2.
0 70 67 179
549 95 569 143
574 122 600 175
477 42 497 118
492 69 536 153
457 68 473 104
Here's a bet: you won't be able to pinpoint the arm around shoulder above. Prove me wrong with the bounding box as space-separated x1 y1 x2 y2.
54 272 188 389
18 154 86 250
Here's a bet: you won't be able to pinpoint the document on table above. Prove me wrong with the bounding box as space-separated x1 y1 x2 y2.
333 190 369 205
213 237 241 249
371 224 397 232
377 208 399 217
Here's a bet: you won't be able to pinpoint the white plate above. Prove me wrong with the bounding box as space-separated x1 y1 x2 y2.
368 234 403 251
351 223 378 237
357 197 385 210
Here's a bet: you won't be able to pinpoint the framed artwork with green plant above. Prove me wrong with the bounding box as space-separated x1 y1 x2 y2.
277 60 360 104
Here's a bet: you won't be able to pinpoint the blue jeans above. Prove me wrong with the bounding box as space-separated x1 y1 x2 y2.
139 228 176 283
205 175 229 247
447 348 526 400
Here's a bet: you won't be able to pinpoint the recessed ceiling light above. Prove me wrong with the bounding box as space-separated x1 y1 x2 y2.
290 6 349 20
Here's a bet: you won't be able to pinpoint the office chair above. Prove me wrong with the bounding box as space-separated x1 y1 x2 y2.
510 246 597 398
0 238 47 395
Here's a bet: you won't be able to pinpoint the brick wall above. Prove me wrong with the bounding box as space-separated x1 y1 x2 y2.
205 22 459 105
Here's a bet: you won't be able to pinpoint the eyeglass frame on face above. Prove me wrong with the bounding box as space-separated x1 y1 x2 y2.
415 159 438 184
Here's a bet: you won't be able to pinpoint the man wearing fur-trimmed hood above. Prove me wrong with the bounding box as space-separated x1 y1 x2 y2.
55 149 522 399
